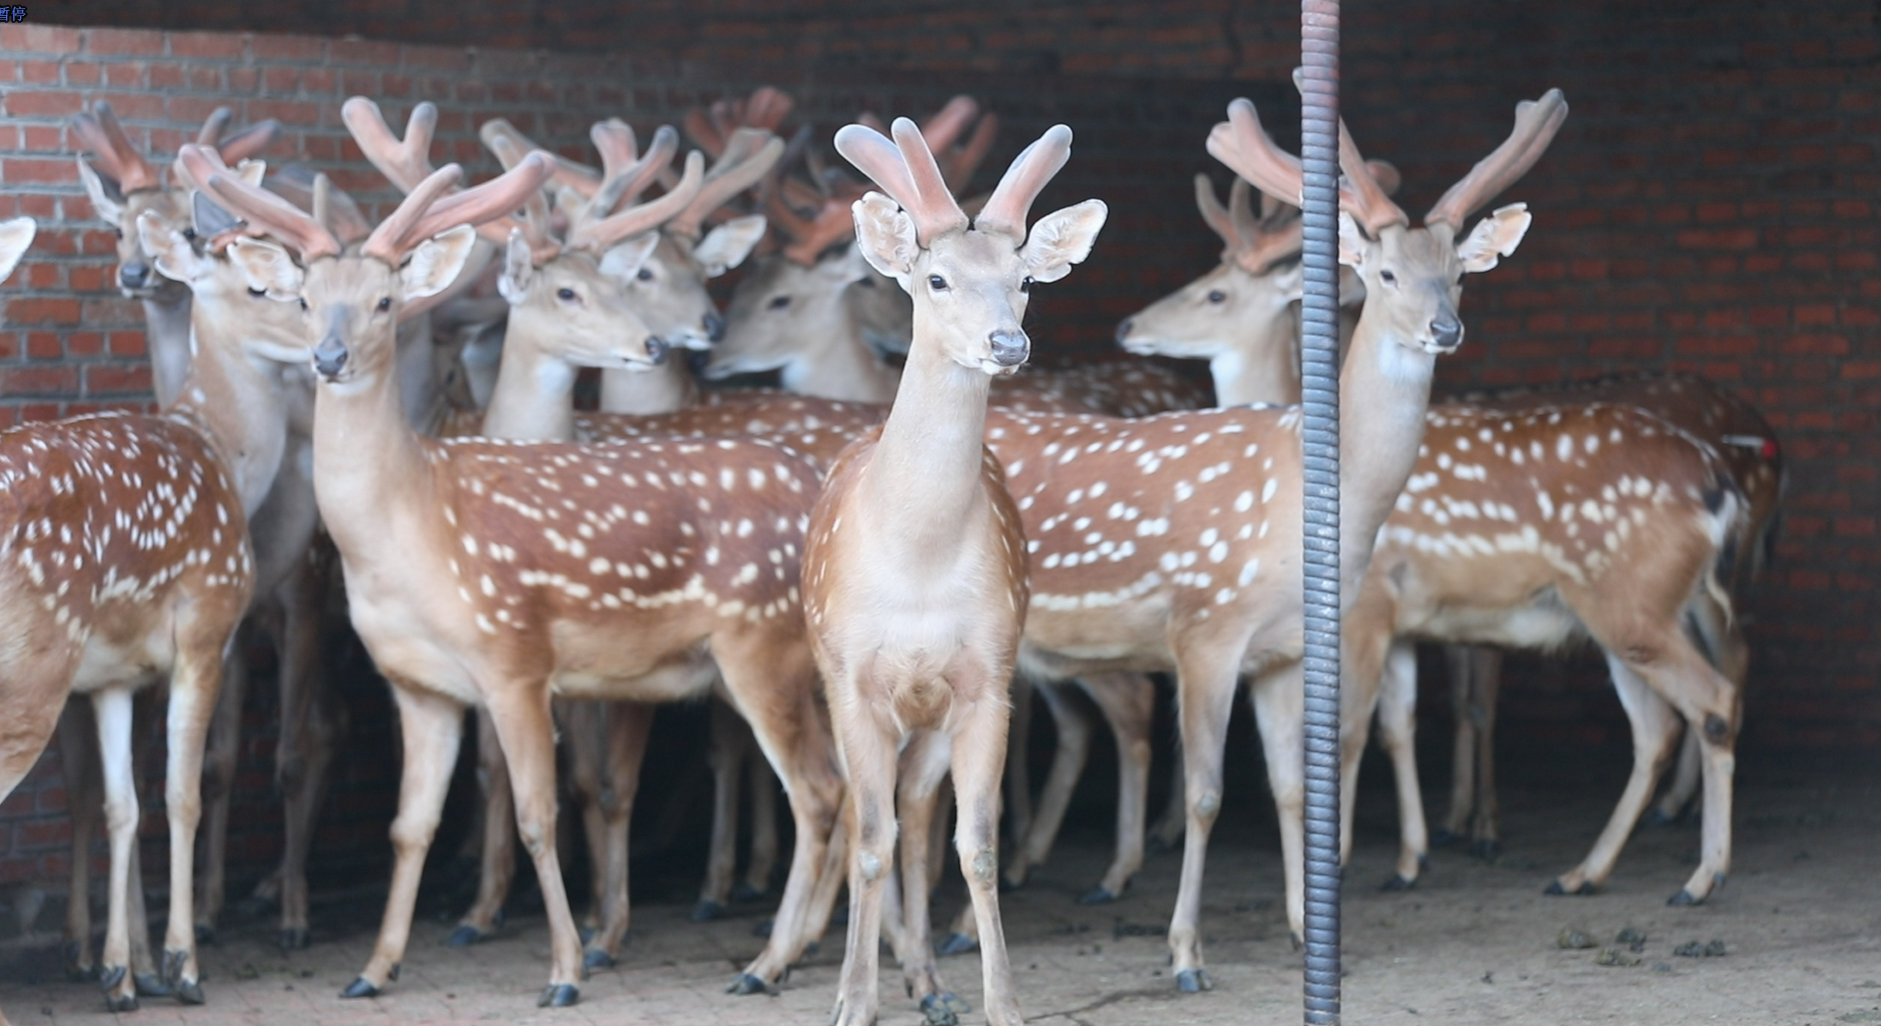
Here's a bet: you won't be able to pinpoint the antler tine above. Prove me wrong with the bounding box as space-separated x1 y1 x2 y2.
341 97 439 193
265 165 374 245
568 149 705 253
1227 174 1263 249
1335 119 1408 233
668 128 785 242
187 144 343 260
974 123 1072 240
1194 174 1238 250
73 102 160 193
1424 88 1569 229
744 86 795 132
945 112 999 194
919 96 980 154
855 111 890 136
480 130 563 261
480 118 603 194
215 119 281 164
1238 209 1305 274
1207 98 1304 210
407 153 557 248
195 107 233 147
683 107 728 160
584 122 675 219
361 163 465 264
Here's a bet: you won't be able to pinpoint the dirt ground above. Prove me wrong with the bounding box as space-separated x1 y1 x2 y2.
2 750 1877 1026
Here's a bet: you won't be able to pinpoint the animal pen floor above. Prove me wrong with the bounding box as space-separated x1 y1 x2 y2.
3 751 1877 1026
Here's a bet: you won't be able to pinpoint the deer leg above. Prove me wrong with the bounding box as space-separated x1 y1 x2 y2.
559 700 608 938
1375 640 1430 889
58 702 101 980
1079 672 1155 903
1167 643 1248 991
1469 648 1503 858
695 698 747 921
1547 653 1680 897
1650 729 1702 825
272 553 338 951
156 611 230 1005
584 701 654 968
1004 679 1090 889
743 743 781 901
826 684 898 1026
1249 660 1308 952
485 686 585 1005
949 692 1023 1026
343 685 463 999
91 689 141 1012
1003 674 1034 848
1148 730 1187 851
892 731 961 1020
193 634 248 944
1437 645 1477 846
449 708 512 946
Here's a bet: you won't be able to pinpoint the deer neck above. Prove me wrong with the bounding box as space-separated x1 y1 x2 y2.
311 328 435 562
781 299 901 403
1213 301 1302 406
142 289 195 409
599 360 697 415
862 318 996 561
1335 311 1439 600
161 305 297 518
481 322 579 442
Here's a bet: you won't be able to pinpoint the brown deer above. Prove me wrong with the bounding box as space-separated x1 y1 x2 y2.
0 203 295 1014
803 116 1107 1026
198 144 845 1006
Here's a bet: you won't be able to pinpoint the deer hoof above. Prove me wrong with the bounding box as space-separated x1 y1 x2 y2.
340 976 380 999
173 975 206 1006
920 992 965 1026
1289 930 1304 952
750 918 774 938
1430 829 1463 848
63 942 97 981
1667 889 1701 907
1470 840 1502 861
445 924 489 947
1175 968 1212 993
134 970 172 998
1078 886 1120 905
582 946 616 970
537 983 579 1008
194 923 217 946
1382 874 1417 892
578 924 596 944
690 899 725 922
103 992 139 1013
726 972 771 996
732 882 768 903
99 965 127 992
279 927 310 951
935 932 979 957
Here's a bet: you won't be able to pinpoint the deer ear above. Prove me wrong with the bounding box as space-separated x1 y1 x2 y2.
817 241 871 281
227 237 303 300
1269 261 1305 303
0 216 35 284
1020 199 1107 284
599 232 661 284
137 211 213 285
691 214 767 278
77 157 127 226
850 192 918 288
402 224 479 303
1456 203 1531 274
1337 211 1371 269
497 229 536 304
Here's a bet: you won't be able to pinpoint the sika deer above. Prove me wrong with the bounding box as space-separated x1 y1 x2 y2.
805 117 1107 1026
198 145 844 1006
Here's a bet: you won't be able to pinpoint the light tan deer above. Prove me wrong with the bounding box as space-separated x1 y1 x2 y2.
803 116 1107 1026
198 143 846 1006
0 203 300 1014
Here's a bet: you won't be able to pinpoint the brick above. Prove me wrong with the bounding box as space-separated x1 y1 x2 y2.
169 30 248 59
3 90 84 117
84 28 166 56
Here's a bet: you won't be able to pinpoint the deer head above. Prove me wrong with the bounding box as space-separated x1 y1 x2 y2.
0 216 34 285
190 141 554 389
836 118 1106 375
72 102 279 297
136 196 313 371
1209 83 1566 361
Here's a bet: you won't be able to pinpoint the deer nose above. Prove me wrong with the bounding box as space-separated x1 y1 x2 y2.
312 336 349 379
645 337 670 366
1115 319 1135 344
119 262 151 289
703 311 726 343
989 329 1030 368
1430 316 1463 352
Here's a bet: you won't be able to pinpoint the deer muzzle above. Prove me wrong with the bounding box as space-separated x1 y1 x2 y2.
644 337 671 366
118 261 152 291
312 335 349 380
989 329 1030 368
703 311 726 344
1428 315 1464 354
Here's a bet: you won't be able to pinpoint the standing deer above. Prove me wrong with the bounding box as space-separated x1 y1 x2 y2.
804 116 1107 1026
0 200 305 1014
197 144 845 1006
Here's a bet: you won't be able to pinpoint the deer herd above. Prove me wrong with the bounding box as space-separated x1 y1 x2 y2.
0 69 1788 1026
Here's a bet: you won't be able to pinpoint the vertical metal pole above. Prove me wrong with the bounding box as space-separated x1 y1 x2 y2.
1297 2 1343 1025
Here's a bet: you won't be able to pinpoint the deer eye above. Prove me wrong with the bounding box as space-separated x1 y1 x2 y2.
376 297 392 312
113 228 124 239
855 276 875 288
298 298 309 311
248 287 267 297
557 287 577 301
928 274 949 291
768 295 791 310
1379 269 1398 286
1020 276 1034 294
1207 289 1227 304
636 268 654 281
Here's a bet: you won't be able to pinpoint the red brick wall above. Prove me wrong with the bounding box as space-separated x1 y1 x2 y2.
2 3 1877 886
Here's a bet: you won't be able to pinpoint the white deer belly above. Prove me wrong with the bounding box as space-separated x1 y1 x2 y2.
70 631 172 694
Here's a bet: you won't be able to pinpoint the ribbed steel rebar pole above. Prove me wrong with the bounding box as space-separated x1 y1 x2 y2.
1298 2 1343 1024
